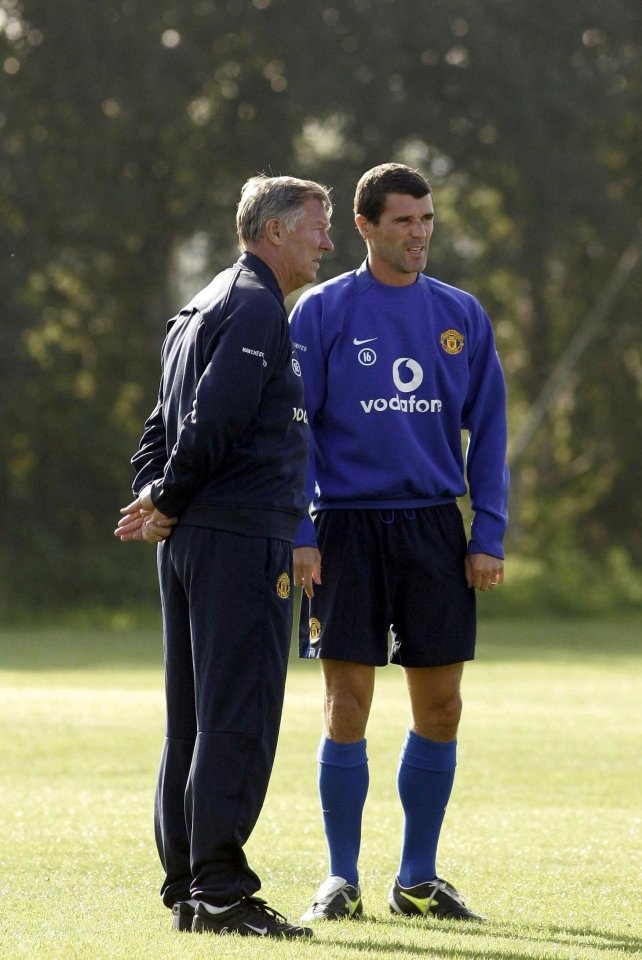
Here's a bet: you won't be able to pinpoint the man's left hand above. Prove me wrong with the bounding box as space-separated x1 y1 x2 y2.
465 553 504 591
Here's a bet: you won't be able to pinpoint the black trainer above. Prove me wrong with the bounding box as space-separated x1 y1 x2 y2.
192 897 313 937
388 877 486 921
172 900 196 932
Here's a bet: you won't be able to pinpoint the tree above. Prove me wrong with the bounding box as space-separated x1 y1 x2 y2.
1 0 641 612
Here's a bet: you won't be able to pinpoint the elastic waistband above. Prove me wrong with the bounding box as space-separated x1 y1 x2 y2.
378 508 417 524
313 495 455 514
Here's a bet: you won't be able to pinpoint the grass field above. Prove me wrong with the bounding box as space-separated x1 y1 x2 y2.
0 616 640 959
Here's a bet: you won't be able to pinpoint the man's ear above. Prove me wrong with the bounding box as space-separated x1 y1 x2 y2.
355 214 369 240
265 218 283 245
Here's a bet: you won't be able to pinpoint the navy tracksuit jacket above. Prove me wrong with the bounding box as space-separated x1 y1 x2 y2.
131 252 308 906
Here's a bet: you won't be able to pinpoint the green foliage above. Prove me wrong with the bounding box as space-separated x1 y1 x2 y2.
1 620 640 958
1 0 641 611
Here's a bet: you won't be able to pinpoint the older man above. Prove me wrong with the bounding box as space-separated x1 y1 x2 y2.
115 175 332 937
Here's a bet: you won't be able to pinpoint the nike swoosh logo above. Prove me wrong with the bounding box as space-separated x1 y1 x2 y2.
243 923 268 935
399 891 430 913
353 337 378 345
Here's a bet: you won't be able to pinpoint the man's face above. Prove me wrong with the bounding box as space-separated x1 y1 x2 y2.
356 192 434 286
280 197 333 294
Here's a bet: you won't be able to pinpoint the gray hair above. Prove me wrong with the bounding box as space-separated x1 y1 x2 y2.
236 174 332 249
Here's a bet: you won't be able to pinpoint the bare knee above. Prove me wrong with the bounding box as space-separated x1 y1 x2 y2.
405 664 464 742
325 688 370 741
415 689 462 741
322 660 375 743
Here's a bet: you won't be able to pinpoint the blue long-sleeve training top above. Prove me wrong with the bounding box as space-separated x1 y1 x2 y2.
131 252 309 542
289 260 509 557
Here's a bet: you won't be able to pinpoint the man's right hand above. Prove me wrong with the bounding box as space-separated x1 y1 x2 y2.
293 546 322 598
114 507 149 542
114 485 177 544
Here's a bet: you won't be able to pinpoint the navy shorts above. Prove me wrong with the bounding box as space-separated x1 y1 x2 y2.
299 505 476 667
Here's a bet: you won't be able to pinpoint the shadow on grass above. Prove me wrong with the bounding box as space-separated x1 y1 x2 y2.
308 917 642 958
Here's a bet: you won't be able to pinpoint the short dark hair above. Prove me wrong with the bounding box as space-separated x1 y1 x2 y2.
354 163 431 224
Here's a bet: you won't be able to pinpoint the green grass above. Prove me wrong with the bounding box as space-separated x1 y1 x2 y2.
0 617 640 959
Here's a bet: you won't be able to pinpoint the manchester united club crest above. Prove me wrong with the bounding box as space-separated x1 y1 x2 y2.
309 617 322 643
440 328 464 355
276 572 291 599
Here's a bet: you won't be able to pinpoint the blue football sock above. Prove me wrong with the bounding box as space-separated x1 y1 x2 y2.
397 730 457 888
317 737 368 888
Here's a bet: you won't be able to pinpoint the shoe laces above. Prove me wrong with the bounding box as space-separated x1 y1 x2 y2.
243 897 289 924
432 879 467 908
314 877 356 907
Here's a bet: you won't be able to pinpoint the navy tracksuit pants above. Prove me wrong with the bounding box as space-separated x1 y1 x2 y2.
155 525 293 907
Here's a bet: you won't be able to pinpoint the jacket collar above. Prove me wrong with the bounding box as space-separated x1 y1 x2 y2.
237 251 285 304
